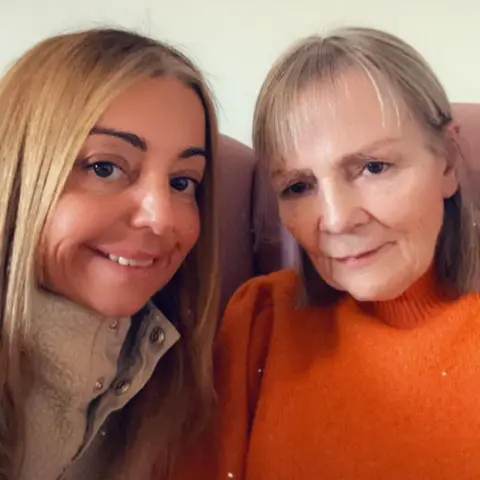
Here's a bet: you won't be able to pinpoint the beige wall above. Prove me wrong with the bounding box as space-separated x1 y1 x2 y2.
0 0 478 145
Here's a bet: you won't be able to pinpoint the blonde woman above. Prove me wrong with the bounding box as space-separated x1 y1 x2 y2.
169 27 480 479
0 28 219 479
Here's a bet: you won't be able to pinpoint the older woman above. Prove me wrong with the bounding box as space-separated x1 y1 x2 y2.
169 27 480 480
0 28 219 479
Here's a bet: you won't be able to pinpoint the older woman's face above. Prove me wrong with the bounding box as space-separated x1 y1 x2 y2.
272 70 458 301
41 77 206 316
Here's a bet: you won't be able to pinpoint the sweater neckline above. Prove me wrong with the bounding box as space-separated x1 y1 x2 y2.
356 267 451 329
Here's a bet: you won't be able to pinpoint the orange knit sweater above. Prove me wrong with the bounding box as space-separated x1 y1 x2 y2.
169 269 480 480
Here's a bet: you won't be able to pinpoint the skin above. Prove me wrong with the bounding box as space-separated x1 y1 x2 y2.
40 77 207 317
271 69 458 303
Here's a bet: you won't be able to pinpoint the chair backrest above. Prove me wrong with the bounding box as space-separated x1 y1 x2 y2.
250 102 480 275
217 135 256 310
453 104 480 164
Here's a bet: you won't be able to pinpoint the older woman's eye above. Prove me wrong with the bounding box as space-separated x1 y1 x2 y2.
281 181 313 197
362 161 391 176
87 161 123 180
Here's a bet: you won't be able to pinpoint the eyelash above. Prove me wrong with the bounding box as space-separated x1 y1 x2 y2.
85 160 201 194
169 176 201 194
280 160 392 198
281 180 315 198
86 161 124 181
360 160 392 176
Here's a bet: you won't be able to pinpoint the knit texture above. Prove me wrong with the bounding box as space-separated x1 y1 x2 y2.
170 268 480 480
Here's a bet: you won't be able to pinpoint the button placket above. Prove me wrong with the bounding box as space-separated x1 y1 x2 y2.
92 318 129 396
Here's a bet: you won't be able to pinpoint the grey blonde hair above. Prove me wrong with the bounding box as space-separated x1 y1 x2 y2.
0 28 219 478
253 26 480 304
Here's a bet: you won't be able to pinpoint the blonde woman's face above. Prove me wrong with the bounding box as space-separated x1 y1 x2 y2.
40 77 206 316
271 70 458 301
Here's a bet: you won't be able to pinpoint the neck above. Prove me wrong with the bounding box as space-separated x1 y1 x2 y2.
358 268 452 329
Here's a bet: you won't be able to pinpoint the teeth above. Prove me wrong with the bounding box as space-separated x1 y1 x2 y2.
107 254 154 267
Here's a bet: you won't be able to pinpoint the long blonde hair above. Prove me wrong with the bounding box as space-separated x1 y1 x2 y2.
253 26 480 304
0 28 219 478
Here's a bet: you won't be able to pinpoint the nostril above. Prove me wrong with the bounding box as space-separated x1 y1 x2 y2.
129 191 176 234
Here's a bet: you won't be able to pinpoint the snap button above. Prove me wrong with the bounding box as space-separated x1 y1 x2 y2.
149 327 165 345
94 378 104 391
113 379 131 396
109 320 119 331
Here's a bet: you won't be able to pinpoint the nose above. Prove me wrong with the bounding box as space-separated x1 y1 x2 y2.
129 179 175 236
319 180 367 234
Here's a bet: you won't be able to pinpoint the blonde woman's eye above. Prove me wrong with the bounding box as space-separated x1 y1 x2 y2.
87 161 123 180
170 176 199 193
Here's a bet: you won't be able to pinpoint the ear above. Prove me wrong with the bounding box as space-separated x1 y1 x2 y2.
442 120 461 199
442 162 458 198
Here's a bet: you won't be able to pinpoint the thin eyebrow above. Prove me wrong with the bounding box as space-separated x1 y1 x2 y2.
90 127 206 160
180 146 207 159
90 126 147 151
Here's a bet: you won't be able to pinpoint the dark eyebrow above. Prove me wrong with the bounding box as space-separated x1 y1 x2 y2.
271 137 402 182
180 146 207 159
90 127 206 160
271 168 315 183
90 127 147 151
340 137 400 163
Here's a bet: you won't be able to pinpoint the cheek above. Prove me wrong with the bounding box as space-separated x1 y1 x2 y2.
279 198 319 248
39 195 121 277
371 174 445 240
43 194 120 247
173 199 201 250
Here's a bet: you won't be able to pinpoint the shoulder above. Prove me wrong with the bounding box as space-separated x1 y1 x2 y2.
224 269 300 315
215 270 301 417
218 269 300 351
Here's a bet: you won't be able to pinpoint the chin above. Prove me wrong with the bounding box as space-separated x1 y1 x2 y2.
346 282 409 302
83 295 152 318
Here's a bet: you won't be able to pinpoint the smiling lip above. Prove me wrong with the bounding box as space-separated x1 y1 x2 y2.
332 244 388 266
92 248 159 268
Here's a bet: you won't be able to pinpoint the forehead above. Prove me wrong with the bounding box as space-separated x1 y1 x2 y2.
96 77 205 148
280 70 416 169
